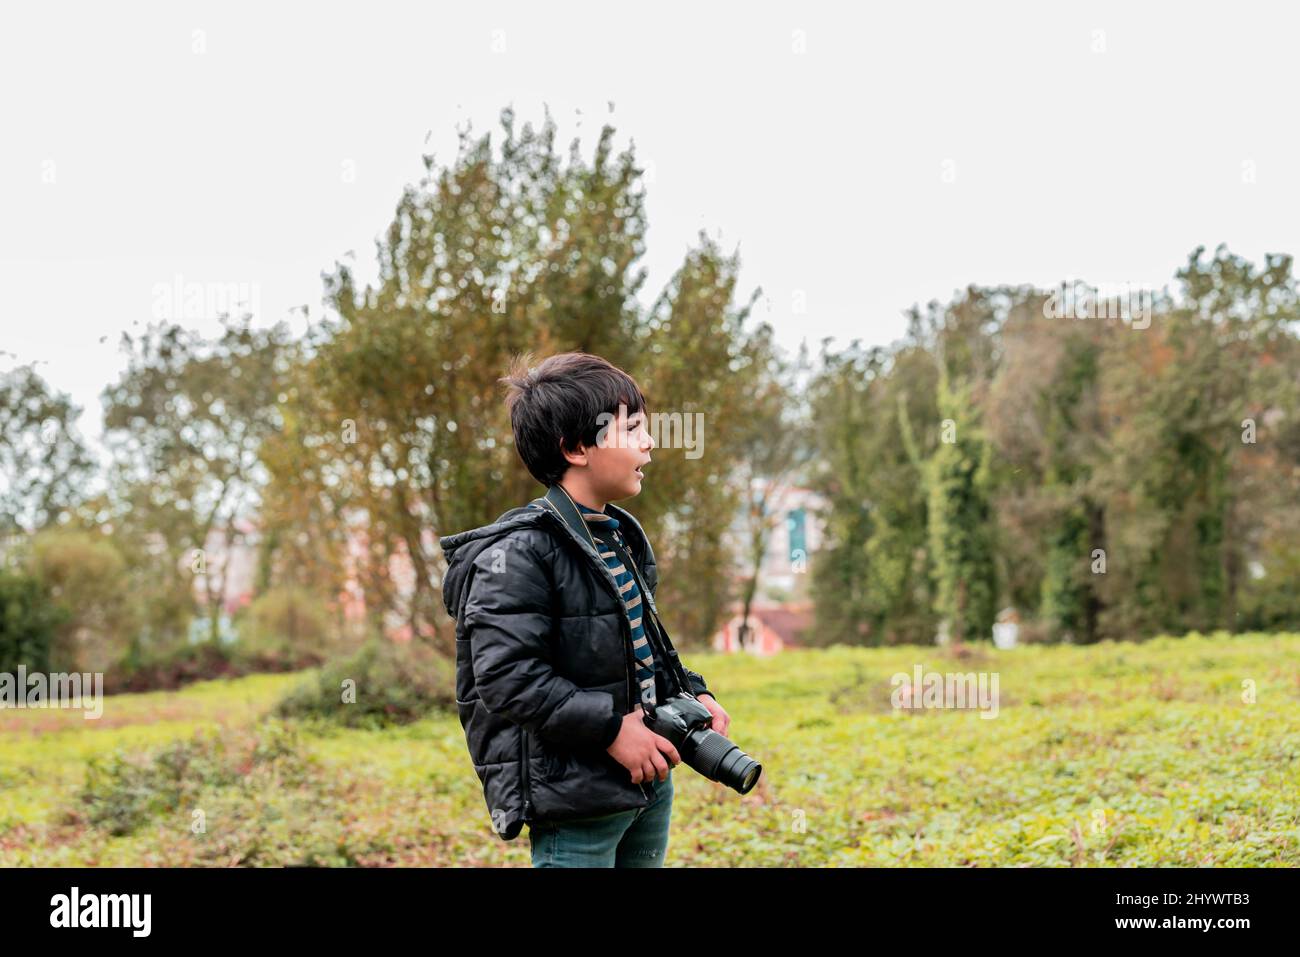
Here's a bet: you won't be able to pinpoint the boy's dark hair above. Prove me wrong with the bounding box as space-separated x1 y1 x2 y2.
500 351 647 487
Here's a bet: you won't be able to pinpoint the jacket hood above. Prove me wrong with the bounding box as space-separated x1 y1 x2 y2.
439 504 548 622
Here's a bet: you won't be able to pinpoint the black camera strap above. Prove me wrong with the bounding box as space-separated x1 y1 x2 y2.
600 528 683 702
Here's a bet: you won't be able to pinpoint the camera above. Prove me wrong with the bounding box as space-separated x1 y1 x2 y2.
643 694 763 794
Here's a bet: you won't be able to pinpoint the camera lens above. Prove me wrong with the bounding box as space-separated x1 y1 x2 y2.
685 728 763 794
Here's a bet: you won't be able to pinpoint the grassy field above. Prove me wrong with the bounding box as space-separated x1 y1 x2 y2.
2 631 1297 866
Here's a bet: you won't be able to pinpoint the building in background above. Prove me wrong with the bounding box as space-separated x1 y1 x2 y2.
713 600 812 655
711 478 824 655
189 516 260 620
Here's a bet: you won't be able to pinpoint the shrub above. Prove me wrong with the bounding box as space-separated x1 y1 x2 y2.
236 586 332 669
27 528 136 672
68 719 363 865
75 728 242 836
0 566 67 673
106 626 320 694
274 637 455 728
105 640 244 694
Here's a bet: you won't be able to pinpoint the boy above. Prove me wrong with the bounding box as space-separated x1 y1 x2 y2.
439 351 730 867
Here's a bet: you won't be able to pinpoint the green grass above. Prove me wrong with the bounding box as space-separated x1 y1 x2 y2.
1 632 1297 866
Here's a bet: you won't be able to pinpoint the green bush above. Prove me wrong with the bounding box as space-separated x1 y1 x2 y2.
69 719 364 865
27 528 136 673
273 637 455 729
106 639 245 693
0 566 67 673
236 586 332 668
75 729 242 836
1239 540 1300 631
107 624 322 694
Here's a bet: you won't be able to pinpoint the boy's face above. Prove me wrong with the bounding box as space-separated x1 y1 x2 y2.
570 403 654 502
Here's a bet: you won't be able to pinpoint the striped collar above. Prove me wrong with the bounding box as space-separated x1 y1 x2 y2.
574 499 621 531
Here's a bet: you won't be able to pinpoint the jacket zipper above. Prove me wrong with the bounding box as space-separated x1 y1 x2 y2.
520 730 533 821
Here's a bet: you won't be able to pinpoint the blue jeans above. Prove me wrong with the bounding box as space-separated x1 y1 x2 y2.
528 770 674 867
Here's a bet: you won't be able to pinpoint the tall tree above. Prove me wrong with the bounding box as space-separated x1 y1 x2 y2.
632 235 773 644
0 364 95 541
906 371 998 643
102 314 293 645
283 106 775 650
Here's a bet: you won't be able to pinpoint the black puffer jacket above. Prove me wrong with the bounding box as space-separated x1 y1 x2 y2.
439 484 715 841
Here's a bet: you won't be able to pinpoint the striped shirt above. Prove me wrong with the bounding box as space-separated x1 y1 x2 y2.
575 500 658 708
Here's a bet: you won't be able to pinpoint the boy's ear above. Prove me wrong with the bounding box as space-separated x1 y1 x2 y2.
559 436 588 468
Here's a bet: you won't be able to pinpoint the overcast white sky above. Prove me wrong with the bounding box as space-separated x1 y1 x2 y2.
3 0 1298 461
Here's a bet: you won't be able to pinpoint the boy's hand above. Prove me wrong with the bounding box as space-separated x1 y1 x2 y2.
697 694 730 737
607 709 681 784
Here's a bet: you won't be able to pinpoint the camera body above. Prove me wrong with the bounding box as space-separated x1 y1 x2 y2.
643 693 762 794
